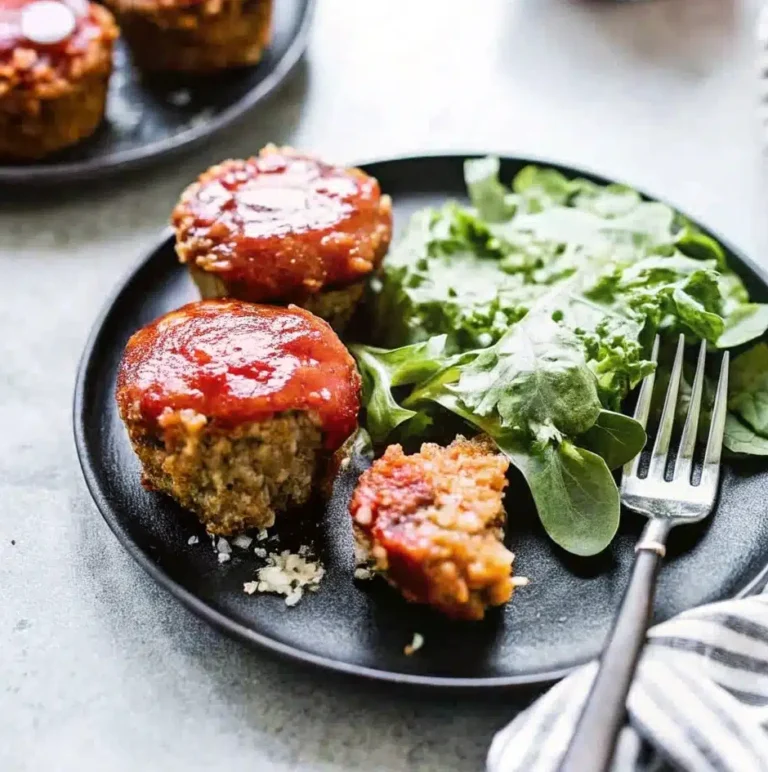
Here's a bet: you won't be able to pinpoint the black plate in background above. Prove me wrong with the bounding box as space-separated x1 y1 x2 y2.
74 155 768 690
0 0 314 186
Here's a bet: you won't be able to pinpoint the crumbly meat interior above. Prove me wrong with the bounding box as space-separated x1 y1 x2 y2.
350 436 516 621
128 408 322 535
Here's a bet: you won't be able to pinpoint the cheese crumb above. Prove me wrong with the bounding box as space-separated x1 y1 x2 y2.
254 547 267 558
257 529 269 542
217 552 231 564
354 567 373 581
233 535 253 550
404 633 424 656
243 549 324 606
187 536 199 545
512 576 530 587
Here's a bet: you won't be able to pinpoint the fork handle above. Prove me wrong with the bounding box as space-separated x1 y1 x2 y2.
559 519 672 772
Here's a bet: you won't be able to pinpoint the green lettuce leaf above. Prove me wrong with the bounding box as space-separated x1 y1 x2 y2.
465 157 516 222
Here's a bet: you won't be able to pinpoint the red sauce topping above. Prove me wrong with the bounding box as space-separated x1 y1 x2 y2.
116 300 361 450
0 0 99 67
172 148 392 302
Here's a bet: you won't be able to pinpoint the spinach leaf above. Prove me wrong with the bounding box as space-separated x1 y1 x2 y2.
728 343 768 437
425 393 621 556
724 413 768 456
718 304 768 349
578 410 647 470
454 314 602 440
512 440 620 556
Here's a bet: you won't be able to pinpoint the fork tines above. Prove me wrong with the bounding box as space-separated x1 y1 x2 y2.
623 335 729 499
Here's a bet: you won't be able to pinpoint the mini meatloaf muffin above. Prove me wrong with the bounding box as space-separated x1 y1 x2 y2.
0 0 117 161
172 145 393 331
350 437 518 621
116 300 361 535
104 0 273 73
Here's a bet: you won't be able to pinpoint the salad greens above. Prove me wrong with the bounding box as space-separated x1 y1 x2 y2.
355 159 768 555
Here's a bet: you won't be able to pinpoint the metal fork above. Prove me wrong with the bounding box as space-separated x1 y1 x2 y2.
559 334 729 772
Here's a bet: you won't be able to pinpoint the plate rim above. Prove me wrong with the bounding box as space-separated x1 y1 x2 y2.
0 0 316 187
73 152 768 690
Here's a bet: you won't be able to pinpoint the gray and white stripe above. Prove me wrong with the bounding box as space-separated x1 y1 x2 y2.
488 596 768 772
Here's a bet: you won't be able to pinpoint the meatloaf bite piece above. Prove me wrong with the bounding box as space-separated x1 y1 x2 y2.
116 300 361 535
350 437 518 621
172 145 393 331
103 0 273 73
0 0 118 162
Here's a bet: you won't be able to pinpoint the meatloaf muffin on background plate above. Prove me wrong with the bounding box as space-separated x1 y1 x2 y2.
350 436 521 621
116 299 361 535
172 145 393 331
0 0 118 161
104 0 273 73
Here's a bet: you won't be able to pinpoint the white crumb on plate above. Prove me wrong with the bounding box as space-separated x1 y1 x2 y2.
217 552 231 564
242 549 324 606
187 536 199 545
257 529 269 542
216 537 231 554
511 576 530 587
167 88 191 107
404 633 424 656
188 108 215 130
233 535 253 550
354 567 373 581
254 547 267 558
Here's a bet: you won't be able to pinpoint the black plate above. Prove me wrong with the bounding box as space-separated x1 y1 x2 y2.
0 0 314 186
74 154 768 690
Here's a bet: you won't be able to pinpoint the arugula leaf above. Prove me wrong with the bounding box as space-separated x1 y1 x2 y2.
724 413 768 456
351 337 450 443
728 343 768 437
578 410 647 470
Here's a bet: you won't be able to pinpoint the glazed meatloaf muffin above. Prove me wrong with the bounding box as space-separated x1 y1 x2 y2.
172 145 393 331
350 437 519 621
116 300 361 535
0 0 117 161
104 0 273 73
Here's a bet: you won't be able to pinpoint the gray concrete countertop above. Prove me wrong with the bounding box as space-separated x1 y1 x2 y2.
2 1 766 770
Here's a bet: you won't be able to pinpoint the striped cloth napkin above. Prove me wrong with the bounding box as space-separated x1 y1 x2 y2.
487 593 768 772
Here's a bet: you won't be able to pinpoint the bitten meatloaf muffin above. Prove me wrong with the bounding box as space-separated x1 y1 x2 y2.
172 145 393 331
0 0 117 161
116 300 361 535
350 436 520 621
104 0 273 73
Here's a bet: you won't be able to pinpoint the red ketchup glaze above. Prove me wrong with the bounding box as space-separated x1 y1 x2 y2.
351 460 436 586
0 0 98 66
116 300 361 451
174 150 392 301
